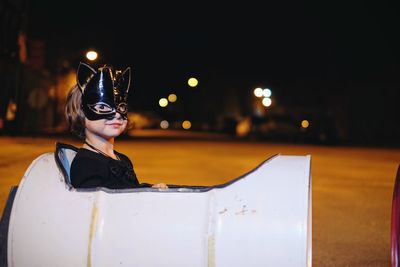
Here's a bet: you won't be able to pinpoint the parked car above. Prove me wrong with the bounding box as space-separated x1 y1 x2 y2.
237 112 338 145
127 111 161 130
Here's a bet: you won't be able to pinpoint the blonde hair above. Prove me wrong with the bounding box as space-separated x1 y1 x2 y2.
65 85 86 139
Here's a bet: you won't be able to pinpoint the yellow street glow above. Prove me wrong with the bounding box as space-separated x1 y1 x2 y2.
182 120 191 130
253 88 263 97
188 78 198 87
168 94 177 102
301 120 310 128
159 98 168 107
86 51 98 61
262 97 272 107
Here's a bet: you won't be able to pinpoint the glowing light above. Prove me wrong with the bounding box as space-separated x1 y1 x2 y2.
236 118 251 137
182 120 191 130
253 88 263 97
262 97 272 107
159 98 168 107
263 88 272 97
160 120 169 129
168 94 177 102
301 120 310 128
86 51 98 61
188 78 198 87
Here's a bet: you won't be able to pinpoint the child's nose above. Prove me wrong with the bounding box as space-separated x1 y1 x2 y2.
107 112 122 120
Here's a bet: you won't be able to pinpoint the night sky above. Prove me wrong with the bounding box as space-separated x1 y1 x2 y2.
24 1 400 145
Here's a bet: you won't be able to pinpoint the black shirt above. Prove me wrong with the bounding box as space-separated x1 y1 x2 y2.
70 148 149 189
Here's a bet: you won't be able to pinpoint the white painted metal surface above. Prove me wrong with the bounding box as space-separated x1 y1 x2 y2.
7 151 312 267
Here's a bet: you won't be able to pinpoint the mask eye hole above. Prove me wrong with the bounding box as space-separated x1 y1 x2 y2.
117 103 127 114
88 102 115 114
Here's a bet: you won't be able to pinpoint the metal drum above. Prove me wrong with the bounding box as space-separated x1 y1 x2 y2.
391 165 400 267
5 143 312 267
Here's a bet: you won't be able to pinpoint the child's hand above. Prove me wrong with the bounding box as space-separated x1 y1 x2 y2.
151 183 169 189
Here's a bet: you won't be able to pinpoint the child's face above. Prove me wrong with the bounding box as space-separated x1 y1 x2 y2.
85 113 127 141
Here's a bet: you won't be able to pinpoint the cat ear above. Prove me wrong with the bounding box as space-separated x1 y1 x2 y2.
118 67 131 93
77 62 97 91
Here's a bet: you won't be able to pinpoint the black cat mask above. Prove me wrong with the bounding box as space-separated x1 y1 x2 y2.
76 62 131 120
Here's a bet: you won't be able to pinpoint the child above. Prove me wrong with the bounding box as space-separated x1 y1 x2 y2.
65 62 168 189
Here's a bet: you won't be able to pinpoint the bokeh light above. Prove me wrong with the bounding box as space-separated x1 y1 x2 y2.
188 78 198 87
262 97 272 107
253 88 263 97
85 51 98 61
301 120 310 128
159 98 168 107
168 94 177 102
160 120 169 129
182 120 192 129
262 88 272 97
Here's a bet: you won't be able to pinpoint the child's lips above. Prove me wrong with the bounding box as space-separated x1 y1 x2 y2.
106 122 122 127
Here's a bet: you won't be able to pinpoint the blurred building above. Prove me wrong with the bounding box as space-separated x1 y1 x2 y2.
0 0 79 136
0 0 29 135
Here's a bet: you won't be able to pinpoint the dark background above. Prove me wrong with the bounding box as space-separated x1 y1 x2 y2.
1 0 399 146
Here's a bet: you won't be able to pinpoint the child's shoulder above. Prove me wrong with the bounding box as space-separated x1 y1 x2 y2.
73 148 108 163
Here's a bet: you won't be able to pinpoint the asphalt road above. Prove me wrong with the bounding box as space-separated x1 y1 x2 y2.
0 135 399 266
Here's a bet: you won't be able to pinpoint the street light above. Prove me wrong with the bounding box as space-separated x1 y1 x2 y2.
188 77 198 88
160 120 169 129
253 88 263 97
86 50 98 61
182 120 191 130
262 97 272 107
301 120 310 129
262 88 272 97
159 98 168 107
168 93 177 102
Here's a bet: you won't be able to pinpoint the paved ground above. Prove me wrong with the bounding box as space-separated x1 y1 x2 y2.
0 133 399 266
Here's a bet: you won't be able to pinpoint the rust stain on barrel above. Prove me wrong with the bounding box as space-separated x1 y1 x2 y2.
87 204 98 267
208 235 216 267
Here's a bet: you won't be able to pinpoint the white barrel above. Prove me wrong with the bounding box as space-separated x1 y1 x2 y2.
7 151 312 267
